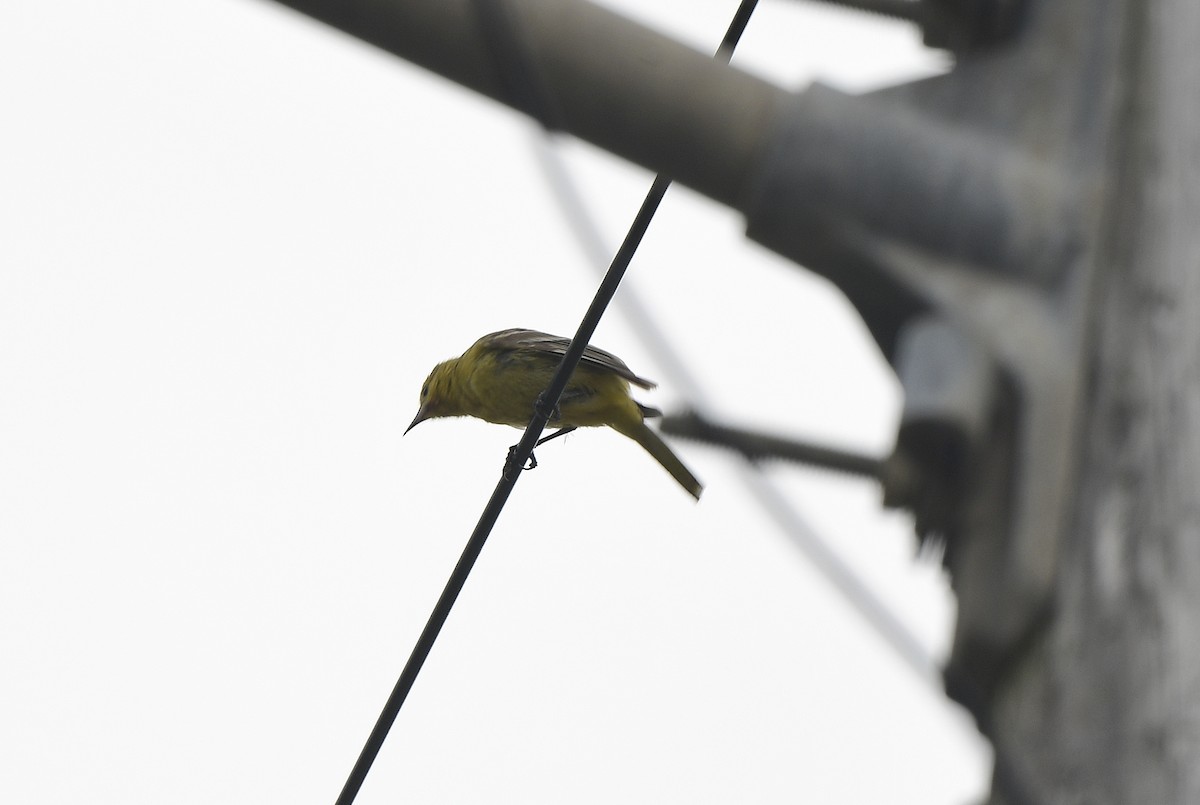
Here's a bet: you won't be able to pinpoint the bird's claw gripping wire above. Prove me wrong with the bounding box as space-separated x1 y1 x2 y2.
502 393 576 478
504 426 578 478
506 443 539 476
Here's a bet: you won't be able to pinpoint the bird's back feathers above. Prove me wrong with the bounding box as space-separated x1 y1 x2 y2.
476 328 656 390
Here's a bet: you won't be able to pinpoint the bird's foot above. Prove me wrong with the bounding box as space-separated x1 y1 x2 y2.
504 444 537 479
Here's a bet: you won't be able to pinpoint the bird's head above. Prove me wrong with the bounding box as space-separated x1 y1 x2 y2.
405 359 462 434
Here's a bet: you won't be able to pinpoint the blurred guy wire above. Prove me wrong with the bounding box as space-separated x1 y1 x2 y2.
530 132 940 686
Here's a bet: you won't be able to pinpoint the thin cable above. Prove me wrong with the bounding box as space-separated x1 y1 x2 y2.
528 81 938 684
334 3 763 803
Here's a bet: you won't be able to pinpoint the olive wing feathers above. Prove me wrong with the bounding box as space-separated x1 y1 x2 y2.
478 328 656 390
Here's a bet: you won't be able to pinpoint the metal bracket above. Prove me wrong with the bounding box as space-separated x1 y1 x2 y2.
738 0 1124 718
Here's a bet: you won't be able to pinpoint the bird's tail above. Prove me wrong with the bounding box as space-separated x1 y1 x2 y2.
622 421 703 500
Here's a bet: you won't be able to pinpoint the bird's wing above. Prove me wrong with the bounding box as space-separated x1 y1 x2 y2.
479 328 656 389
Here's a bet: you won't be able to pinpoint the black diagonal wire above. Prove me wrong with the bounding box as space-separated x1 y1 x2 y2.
334 3 761 803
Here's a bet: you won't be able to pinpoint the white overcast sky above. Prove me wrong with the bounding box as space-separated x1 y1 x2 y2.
1 1 990 802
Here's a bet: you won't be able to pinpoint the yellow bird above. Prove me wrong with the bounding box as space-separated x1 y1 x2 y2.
406 328 702 499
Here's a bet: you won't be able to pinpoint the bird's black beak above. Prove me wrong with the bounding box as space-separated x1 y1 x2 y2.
405 404 432 435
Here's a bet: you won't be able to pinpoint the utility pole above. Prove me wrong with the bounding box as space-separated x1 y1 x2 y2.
262 0 1199 800
987 2 1200 802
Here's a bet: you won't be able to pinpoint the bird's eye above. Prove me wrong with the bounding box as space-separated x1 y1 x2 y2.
421 384 429 400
